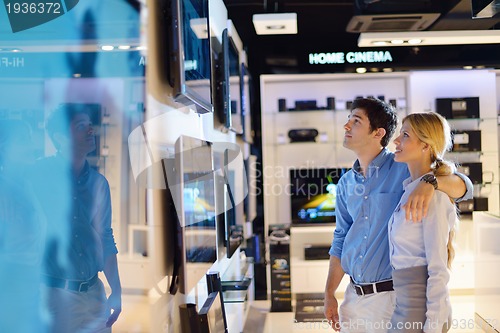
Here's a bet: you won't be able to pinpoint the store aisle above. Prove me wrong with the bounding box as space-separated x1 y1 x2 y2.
112 293 481 332
259 295 481 333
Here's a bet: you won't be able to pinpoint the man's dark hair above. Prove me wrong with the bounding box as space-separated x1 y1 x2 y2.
351 97 397 147
46 103 92 148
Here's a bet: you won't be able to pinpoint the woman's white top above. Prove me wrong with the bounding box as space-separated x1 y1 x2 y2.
388 173 457 333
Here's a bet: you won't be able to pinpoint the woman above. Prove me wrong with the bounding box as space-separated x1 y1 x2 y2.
388 112 457 333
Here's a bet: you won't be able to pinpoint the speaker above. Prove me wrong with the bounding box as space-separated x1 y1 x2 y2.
278 98 287 112
327 97 336 110
288 128 319 143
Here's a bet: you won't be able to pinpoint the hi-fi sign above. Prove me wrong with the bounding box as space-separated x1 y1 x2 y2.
3 0 79 33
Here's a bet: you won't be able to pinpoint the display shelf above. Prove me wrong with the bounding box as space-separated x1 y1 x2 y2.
290 225 336 234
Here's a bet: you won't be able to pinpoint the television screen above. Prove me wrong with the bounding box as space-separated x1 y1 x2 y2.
198 291 227 333
289 168 348 225
173 135 217 294
168 0 212 112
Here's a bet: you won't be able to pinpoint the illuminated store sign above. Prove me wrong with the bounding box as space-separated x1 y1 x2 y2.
309 51 393 65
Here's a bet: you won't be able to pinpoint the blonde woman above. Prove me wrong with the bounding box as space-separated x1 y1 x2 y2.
389 112 457 333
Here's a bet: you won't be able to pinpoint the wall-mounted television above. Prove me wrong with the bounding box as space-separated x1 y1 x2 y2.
167 135 217 295
168 0 212 113
289 168 348 226
198 291 227 333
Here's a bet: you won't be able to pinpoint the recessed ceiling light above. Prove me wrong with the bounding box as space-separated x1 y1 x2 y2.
383 68 393 72
136 45 146 50
118 45 131 50
369 68 379 72
372 41 389 46
408 39 422 45
101 45 114 51
476 65 486 69
356 67 367 74
359 30 500 47
252 13 298 35
463 66 473 70
73 73 82 77
12 48 22 52
391 39 404 45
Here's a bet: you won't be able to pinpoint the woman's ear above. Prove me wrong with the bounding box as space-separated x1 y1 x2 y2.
421 142 430 151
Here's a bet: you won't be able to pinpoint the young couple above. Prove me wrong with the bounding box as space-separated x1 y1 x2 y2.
324 98 473 333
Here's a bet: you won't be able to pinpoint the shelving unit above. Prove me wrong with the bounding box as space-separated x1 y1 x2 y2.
260 70 499 295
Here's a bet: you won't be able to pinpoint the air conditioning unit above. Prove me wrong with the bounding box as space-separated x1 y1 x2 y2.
346 13 441 32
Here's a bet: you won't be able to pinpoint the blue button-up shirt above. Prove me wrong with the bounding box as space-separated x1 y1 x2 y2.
329 148 472 284
31 156 118 281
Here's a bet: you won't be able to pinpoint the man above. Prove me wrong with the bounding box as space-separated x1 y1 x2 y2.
323 98 472 332
32 104 121 333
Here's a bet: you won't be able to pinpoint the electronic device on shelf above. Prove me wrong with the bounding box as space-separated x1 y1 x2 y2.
288 128 319 143
456 162 483 184
457 197 488 213
304 244 331 260
436 97 480 119
451 130 481 152
289 168 348 226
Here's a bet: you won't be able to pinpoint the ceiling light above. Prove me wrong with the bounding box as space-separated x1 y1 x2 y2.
118 45 131 50
252 13 297 35
356 67 367 74
12 48 21 52
73 73 82 77
391 39 404 45
101 45 114 51
359 30 500 47
408 39 422 45
372 41 389 46
383 68 393 72
463 66 473 70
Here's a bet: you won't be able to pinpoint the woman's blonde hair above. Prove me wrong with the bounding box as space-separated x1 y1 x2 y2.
402 112 458 269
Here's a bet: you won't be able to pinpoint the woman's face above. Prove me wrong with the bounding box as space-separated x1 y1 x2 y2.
393 121 426 164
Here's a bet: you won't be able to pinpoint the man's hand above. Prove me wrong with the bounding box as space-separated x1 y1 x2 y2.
105 291 122 327
324 294 341 331
402 181 434 222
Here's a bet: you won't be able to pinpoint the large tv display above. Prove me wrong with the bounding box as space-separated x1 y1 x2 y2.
289 168 348 225
167 135 217 295
168 0 212 113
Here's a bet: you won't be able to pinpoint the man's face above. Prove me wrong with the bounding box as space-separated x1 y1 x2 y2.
343 108 377 152
69 113 96 156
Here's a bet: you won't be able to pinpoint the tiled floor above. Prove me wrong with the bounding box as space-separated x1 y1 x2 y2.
113 293 483 333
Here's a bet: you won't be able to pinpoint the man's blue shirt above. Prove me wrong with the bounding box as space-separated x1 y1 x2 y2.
329 148 472 284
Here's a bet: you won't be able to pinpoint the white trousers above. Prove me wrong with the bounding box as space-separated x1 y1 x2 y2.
43 278 111 333
339 283 396 333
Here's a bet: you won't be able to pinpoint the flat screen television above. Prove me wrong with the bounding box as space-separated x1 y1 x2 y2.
168 0 212 113
289 168 348 225
198 291 227 333
168 135 217 295
212 27 231 131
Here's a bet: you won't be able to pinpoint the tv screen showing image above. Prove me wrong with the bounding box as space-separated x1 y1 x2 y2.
168 0 212 112
289 168 348 225
170 135 218 294
183 173 217 263
198 291 227 333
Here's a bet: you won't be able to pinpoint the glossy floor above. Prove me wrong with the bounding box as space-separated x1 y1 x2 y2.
113 293 483 332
